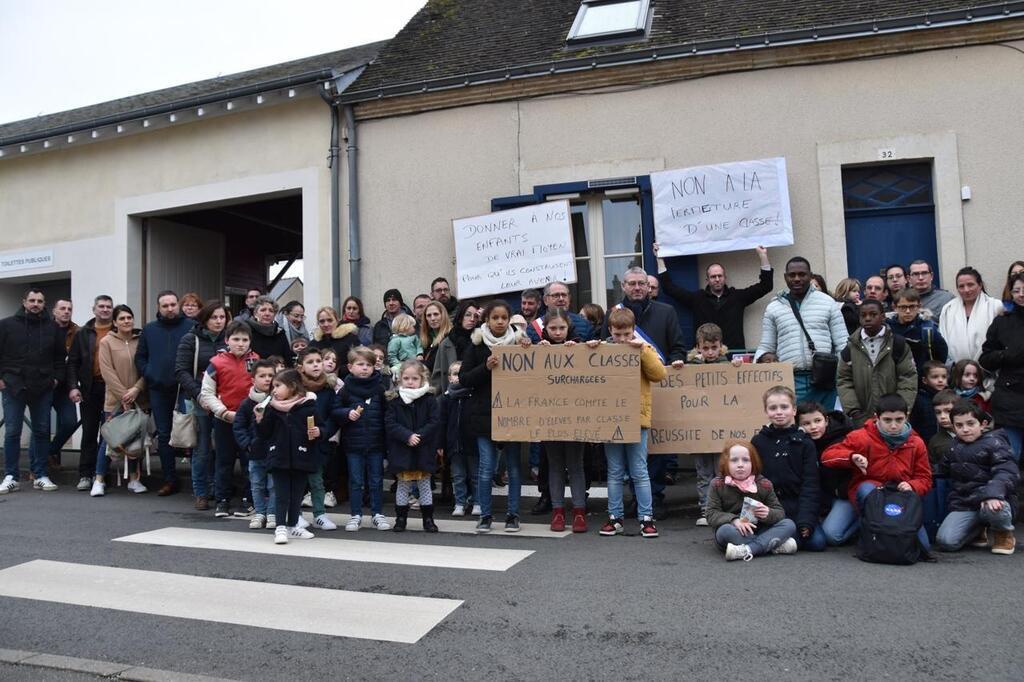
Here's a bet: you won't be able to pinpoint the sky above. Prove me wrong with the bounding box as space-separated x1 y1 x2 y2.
0 0 427 125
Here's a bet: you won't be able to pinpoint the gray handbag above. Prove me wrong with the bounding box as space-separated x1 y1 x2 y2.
100 407 147 457
169 338 199 449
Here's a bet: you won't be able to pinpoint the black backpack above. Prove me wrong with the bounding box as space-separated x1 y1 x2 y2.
857 482 926 565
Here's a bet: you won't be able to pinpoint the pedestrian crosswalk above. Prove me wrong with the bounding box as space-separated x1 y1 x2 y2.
290 512 570 538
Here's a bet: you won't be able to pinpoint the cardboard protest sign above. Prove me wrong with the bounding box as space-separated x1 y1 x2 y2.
490 344 640 443
651 157 793 257
648 363 795 454
452 200 576 299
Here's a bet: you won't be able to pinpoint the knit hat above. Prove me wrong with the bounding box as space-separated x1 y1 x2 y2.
383 289 404 305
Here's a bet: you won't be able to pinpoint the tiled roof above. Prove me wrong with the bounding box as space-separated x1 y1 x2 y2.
0 40 385 144
352 0 997 94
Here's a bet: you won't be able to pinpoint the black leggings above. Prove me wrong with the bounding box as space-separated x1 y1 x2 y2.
272 470 308 528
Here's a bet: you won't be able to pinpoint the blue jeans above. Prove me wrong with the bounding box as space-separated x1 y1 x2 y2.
3 388 53 480
715 518 797 555
449 445 478 507
347 451 384 517
45 388 79 459
693 453 718 507
606 429 652 520
188 403 214 498
936 504 1014 551
828 482 931 550
1001 426 1023 463
799 524 828 552
922 476 950 543
477 438 521 518
794 371 838 408
213 419 249 503
147 387 182 485
248 459 275 516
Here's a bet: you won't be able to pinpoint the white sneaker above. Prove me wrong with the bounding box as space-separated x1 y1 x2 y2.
266 514 277 529
76 477 92 491
249 514 267 529
725 543 754 562
90 480 106 497
274 526 289 544
409 497 420 510
452 504 466 517
301 492 313 508
471 504 481 516
0 475 20 494
289 526 315 540
33 476 58 491
324 492 337 508
296 515 310 530
372 514 391 531
127 479 148 494
345 516 362 532
695 516 708 527
771 538 799 555
314 514 337 530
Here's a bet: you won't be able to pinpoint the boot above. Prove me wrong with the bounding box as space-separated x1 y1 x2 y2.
550 507 566 532
422 505 439 533
992 529 1016 555
571 508 587 533
393 505 409 532
531 494 552 515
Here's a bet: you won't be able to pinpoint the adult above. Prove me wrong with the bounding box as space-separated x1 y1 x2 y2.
419 300 453 376
833 277 862 334
431 300 479 392
430 277 459 318
373 289 412 347
310 306 360 375
48 298 80 476
755 256 849 404
180 292 203 320
837 299 918 426
526 282 595 343
0 289 66 494
135 290 194 496
657 245 773 349
811 274 831 299
907 259 954 319
67 295 115 491
412 294 431 321
175 302 228 509
883 264 908 303
980 272 1024 459
939 266 1004 363
519 290 541 324
92 304 148 496
646 275 660 300
886 287 948 374
247 296 292 364
234 288 262 323
862 275 888 309
340 296 373 346
276 300 309 346
999 261 1024 313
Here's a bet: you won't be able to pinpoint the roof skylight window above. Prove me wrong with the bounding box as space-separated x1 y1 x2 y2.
567 0 651 43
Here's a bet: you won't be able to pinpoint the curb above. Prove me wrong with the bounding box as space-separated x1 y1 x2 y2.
0 649 237 681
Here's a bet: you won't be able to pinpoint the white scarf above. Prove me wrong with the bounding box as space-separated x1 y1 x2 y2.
398 384 431 404
939 292 1002 361
479 325 517 348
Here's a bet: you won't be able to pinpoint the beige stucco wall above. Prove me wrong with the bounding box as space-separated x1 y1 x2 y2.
351 39 1024 343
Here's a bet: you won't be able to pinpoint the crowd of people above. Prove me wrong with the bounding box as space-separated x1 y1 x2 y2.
1 246 1022 558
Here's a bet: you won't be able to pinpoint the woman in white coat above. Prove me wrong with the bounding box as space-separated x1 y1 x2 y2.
939 266 1004 363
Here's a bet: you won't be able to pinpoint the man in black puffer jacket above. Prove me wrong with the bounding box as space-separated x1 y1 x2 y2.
0 289 67 493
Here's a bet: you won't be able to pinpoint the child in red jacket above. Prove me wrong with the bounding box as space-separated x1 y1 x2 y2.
821 393 933 549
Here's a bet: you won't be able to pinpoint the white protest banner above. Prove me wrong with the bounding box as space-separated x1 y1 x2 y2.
452 200 576 299
651 157 793 257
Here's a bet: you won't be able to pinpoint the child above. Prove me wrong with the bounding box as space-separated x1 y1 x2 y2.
797 401 854 545
706 440 798 561
686 323 743 526
460 299 531 533
923 389 958 541
936 400 1019 554
387 314 423 372
579 303 604 334
266 355 287 375
588 307 666 539
537 308 587 532
234 359 277 529
385 360 441 532
199 320 259 518
296 348 339 531
752 386 825 551
437 361 478 516
821 393 933 549
321 348 339 381
910 360 948 444
333 346 391 531
255 369 322 544
369 343 394 391
951 359 992 414
290 337 309 366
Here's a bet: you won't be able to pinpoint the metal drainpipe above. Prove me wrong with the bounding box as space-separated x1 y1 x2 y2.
343 104 361 298
319 88 342 311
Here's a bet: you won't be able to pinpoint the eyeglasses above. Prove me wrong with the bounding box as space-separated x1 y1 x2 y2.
547 292 569 299
432 287 450 294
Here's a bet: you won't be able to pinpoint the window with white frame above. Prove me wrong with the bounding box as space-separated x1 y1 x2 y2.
567 0 651 43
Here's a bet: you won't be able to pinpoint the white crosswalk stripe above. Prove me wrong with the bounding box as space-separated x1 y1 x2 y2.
0 559 461 644
288 512 570 538
113 526 534 571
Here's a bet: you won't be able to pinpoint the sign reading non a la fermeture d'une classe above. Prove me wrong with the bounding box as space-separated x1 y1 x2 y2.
490 344 641 444
651 157 794 257
452 200 576 299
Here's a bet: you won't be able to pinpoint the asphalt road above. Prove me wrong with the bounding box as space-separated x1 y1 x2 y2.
0 478 1021 681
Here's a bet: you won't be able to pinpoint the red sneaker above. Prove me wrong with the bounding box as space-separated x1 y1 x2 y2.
571 508 587 533
550 507 566 532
